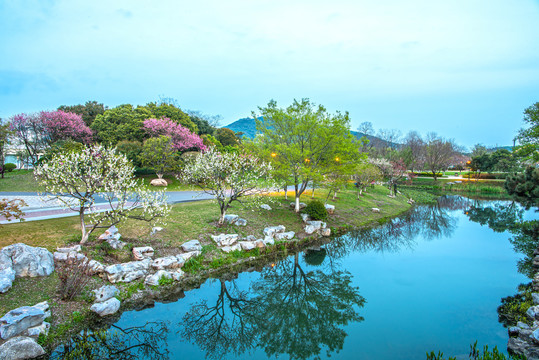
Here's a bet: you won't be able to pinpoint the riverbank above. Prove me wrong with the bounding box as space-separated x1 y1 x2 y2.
0 185 434 354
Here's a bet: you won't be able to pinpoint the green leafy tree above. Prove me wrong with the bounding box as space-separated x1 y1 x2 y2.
516 101 539 163
58 101 107 127
116 140 143 168
214 128 239 147
253 98 358 212
91 104 152 144
0 120 12 179
140 136 180 179
505 166 539 209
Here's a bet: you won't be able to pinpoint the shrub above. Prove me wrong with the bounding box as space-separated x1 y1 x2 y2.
411 172 443 177
56 257 92 301
304 200 328 220
4 163 16 172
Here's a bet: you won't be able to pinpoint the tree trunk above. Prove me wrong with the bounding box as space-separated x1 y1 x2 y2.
311 186 315 199
219 208 226 224
80 209 89 244
332 191 337 200
294 196 301 213
284 185 288 200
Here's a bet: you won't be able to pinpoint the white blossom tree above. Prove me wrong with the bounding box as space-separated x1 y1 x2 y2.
34 144 170 244
181 147 273 224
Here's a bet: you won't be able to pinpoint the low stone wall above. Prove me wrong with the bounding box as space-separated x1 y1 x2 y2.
507 249 539 359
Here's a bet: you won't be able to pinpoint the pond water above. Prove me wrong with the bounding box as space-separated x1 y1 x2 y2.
52 196 539 360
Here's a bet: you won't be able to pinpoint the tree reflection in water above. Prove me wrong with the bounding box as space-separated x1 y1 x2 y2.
179 278 260 359
463 199 539 277
50 321 169 360
326 196 465 262
180 252 365 360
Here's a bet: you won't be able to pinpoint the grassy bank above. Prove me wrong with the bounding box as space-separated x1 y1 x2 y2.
0 184 430 350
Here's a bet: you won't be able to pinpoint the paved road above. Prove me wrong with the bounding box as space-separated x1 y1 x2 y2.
0 191 215 224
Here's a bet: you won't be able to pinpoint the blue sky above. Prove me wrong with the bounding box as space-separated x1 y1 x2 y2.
1 0 538 148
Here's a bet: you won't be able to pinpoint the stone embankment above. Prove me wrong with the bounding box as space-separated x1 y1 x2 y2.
507 248 539 359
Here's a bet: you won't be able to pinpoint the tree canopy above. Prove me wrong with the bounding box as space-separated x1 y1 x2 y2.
253 98 359 212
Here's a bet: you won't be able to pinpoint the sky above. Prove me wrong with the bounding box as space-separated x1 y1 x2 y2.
1 0 539 149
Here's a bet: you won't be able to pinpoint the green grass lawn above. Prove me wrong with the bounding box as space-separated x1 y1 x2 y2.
0 170 43 192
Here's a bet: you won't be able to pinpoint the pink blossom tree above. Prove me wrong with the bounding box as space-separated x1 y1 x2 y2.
9 111 93 165
143 118 206 152
40 110 93 145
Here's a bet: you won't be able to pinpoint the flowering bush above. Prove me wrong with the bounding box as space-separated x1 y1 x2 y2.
143 118 206 152
181 147 273 224
34 144 169 243
9 111 92 165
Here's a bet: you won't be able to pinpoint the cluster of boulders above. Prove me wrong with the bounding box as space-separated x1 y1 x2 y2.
90 285 121 317
223 214 247 226
507 248 539 359
210 224 298 253
98 225 125 249
0 243 54 293
54 245 105 275
0 302 51 359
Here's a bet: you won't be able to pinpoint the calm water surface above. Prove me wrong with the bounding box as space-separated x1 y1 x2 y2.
53 196 539 360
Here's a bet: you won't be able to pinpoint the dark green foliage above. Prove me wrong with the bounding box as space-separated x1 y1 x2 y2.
90 104 152 144
187 111 217 135
498 283 534 327
58 101 106 127
304 199 328 220
412 172 443 177
303 248 327 266
3 163 16 172
214 127 239 147
426 341 525 359
116 140 143 168
36 140 84 165
505 167 539 209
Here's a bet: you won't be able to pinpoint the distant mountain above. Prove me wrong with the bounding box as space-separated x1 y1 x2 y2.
223 117 398 148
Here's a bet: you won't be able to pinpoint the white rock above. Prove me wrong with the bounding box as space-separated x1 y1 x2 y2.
87 260 105 275
263 225 286 238
132 247 154 261
301 213 311 223
0 243 54 279
262 238 275 246
325 204 335 214
90 297 121 317
221 244 242 253
372 208 380 213
244 235 257 242
304 225 318 235
93 285 119 303
177 251 200 263
151 256 182 270
260 204 272 210
290 202 307 209
53 252 68 262
527 305 539 320
0 306 45 340
532 293 539 305
211 234 239 246
275 231 295 240
235 218 248 226
144 270 172 286
0 268 16 293
150 227 163 235
105 259 151 283
172 269 185 281
223 214 239 224
306 220 326 229
25 322 50 338
239 241 256 251
150 178 168 187
32 302 50 320
56 245 81 253
107 237 126 250
0 336 45 359
181 240 202 252
320 228 331 237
